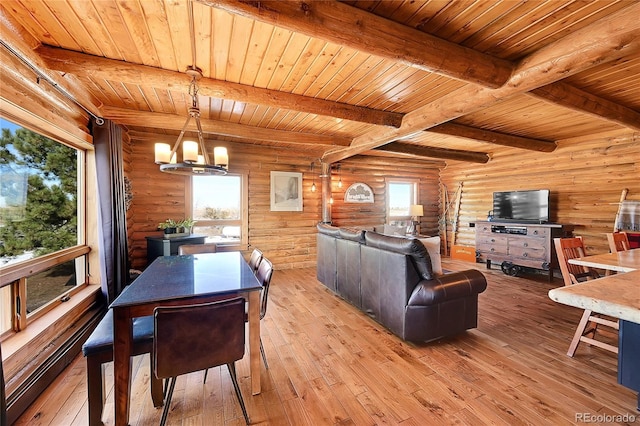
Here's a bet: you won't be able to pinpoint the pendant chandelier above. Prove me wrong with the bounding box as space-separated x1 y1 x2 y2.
153 67 228 175
153 0 228 176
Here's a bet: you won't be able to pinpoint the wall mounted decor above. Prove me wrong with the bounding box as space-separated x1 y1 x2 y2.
344 182 374 203
271 171 303 211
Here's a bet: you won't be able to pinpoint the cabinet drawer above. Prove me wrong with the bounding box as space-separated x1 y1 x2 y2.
509 246 546 260
476 223 493 234
477 243 508 255
508 238 547 251
477 235 508 246
526 227 548 238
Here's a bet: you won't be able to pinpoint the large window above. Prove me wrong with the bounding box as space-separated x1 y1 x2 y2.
387 179 418 223
0 117 87 336
189 174 247 246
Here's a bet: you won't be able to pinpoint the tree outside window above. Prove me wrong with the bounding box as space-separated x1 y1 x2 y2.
0 118 83 319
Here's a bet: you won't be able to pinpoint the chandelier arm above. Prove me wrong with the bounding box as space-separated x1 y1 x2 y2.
170 113 195 159
194 115 211 165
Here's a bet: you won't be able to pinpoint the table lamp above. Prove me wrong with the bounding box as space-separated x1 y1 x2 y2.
407 204 424 236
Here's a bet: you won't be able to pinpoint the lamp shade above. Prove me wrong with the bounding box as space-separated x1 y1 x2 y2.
409 204 424 217
182 140 199 163
214 146 228 168
154 143 171 164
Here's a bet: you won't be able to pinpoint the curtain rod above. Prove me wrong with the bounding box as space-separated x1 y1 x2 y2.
0 39 104 125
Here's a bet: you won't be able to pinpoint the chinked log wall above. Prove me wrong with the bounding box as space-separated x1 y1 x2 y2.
440 130 640 257
124 136 443 270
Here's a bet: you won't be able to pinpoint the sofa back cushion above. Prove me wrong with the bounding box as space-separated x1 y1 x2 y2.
364 231 433 280
317 223 341 237
338 227 366 243
417 236 442 275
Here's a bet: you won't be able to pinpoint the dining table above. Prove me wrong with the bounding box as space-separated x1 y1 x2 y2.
550 247 640 410
110 251 263 426
567 247 640 273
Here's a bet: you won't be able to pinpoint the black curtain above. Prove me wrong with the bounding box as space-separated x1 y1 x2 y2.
93 119 129 302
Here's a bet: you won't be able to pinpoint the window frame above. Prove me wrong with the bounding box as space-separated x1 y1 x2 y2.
0 116 90 338
186 172 249 248
386 178 419 223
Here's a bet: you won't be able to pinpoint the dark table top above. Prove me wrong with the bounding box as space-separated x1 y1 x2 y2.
110 252 262 308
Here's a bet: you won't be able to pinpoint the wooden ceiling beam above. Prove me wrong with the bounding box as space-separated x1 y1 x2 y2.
323 2 640 163
36 45 402 128
374 142 489 164
198 0 513 89
0 12 103 120
529 81 640 132
100 106 350 146
429 123 557 152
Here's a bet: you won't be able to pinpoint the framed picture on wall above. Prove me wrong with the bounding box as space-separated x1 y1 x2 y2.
270 171 303 211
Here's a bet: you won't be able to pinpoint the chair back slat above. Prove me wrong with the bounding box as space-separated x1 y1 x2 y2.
554 237 598 286
607 232 630 253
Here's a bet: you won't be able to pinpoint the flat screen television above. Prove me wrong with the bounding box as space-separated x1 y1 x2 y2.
492 189 550 223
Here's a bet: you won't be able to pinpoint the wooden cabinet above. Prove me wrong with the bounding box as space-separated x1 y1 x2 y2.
145 234 206 265
475 221 573 279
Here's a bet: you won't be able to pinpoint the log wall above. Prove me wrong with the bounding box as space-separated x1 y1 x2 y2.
440 130 640 256
330 155 443 237
125 136 444 270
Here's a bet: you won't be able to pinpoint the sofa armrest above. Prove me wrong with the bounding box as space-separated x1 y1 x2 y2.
407 269 487 306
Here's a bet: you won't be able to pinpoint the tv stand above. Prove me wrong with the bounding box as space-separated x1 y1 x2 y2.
475 221 573 280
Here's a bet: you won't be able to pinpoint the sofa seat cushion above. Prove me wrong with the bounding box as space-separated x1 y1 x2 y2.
407 269 487 306
365 231 433 280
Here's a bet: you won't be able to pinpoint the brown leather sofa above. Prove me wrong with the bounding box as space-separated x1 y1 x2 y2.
317 223 487 342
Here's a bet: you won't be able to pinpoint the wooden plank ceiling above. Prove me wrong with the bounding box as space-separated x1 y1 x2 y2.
1 0 639 162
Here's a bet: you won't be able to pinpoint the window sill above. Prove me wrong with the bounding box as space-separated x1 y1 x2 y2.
1 284 101 380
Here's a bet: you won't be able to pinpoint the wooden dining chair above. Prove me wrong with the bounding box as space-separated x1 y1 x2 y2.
554 237 618 357
248 248 263 274
607 232 630 253
154 298 250 426
178 242 217 255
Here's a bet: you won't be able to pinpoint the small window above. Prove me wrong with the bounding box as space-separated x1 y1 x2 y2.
189 174 247 245
387 180 418 223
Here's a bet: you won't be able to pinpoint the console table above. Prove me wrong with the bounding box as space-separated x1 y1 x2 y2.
475 221 573 279
145 234 206 264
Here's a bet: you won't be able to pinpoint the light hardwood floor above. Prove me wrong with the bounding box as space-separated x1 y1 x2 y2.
14 259 637 425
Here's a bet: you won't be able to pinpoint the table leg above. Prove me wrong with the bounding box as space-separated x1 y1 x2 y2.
113 307 133 426
247 291 261 395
